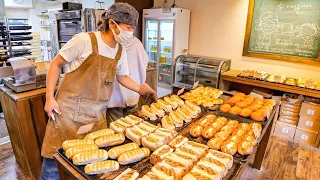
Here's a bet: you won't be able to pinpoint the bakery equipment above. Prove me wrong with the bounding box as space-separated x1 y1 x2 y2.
172 55 231 90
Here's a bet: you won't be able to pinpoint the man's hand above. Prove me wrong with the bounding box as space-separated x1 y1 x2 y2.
44 98 61 117
138 83 158 101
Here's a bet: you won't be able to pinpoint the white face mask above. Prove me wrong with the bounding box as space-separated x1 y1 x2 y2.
110 20 134 44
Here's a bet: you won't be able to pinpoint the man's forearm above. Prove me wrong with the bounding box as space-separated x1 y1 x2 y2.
46 63 61 100
116 75 140 92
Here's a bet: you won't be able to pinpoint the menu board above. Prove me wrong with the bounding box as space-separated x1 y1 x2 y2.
243 0 320 65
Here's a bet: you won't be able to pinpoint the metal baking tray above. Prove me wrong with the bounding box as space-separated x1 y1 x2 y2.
9 26 32 30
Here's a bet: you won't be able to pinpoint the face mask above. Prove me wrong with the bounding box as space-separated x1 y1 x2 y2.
110 20 134 44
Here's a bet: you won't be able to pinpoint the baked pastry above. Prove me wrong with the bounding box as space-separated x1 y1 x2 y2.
62 139 95 151
158 158 187 179
197 158 226 177
207 137 224 150
232 128 246 136
238 141 254 155
141 171 167 180
110 118 132 134
155 128 178 142
169 111 184 127
234 92 246 97
216 117 228 125
95 134 125 148
180 104 198 118
167 152 196 171
198 117 214 127
142 133 166 151
250 111 265 121
238 123 250 131
227 135 242 144
139 121 158 132
239 108 252 117
157 99 173 112
182 141 209 157
215 131 231 141
206 149 233 169
235 101 251 108
118 148 151 165
151 163 175 180
72 149 108 165
211 122 224 132
84 129 115 140
108 142 140 159
297 78 306 87
171 94 185 105
66 144 99 159
150 145 174 165
125 115 143 125
220 104 231 113
189 124 203 137
142 105 158 121
176 108 192 123
242 134 258 146
168 135 188 149
161 115 175 131
150 103 165 118
84 160 119 175
226 120 239 128
182 169 220 180
114 168 139 180
221 140 238 155
164 96 179 109
229 106 241 115
185 100 201 113
174 147 199 163
249 123 262 138
201 126 217 139
220 125 236 133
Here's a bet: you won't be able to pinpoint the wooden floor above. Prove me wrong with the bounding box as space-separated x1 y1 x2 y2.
0 135 319 180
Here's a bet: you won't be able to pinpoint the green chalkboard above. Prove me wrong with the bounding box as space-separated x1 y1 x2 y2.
244 0 320 65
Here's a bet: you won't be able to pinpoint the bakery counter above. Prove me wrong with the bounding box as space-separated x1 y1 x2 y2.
220 70 320 98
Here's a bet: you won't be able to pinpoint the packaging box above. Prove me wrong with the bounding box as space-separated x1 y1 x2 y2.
294 128 318 147
298 116 320 132
300 102 320 119
274 121 296 139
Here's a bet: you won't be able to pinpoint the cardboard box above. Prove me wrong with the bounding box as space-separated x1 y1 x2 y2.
274 121 296 139
294 128 318 147
298 116 320 132
300 102 320 119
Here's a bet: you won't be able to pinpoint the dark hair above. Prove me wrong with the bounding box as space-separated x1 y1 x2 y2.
97 19 121 32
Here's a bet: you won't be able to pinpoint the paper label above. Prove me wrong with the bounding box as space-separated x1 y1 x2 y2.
77 122 95 135
192 81 199 89
306 121 313 127
307 109 315 115
282 128 289 134
177 87 185 96
301 134 308 140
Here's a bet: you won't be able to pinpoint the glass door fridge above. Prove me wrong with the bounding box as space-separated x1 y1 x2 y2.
145 20 159 68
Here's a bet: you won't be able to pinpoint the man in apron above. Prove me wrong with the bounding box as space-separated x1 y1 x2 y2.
40 3 156 179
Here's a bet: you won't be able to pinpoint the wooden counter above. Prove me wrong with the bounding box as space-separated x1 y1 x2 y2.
0 85 48 180
221 70 320 98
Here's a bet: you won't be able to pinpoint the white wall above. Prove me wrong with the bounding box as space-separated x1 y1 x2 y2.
82 0 114 9
154 0 320 79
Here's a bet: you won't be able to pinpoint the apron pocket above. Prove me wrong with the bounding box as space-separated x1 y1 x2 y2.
74 97 108 124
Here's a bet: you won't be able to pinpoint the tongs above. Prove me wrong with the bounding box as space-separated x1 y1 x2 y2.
51 108 61 128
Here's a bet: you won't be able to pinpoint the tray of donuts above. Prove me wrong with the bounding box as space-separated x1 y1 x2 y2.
218 92 278 124
179 113 263 162
57 115 179 180
134 94 208 132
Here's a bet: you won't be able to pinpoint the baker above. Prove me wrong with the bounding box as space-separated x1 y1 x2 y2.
40 3 156 179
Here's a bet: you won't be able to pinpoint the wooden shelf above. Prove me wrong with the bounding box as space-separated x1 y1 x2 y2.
221 70 320 98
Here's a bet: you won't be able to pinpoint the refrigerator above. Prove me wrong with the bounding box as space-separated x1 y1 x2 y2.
142 8 190 91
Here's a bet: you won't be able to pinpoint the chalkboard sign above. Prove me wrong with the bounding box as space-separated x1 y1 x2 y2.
243 0 320 65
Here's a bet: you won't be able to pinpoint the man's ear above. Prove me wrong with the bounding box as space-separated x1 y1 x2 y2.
109 19 115 28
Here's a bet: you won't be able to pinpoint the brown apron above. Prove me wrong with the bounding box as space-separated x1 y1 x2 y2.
41 32 122 158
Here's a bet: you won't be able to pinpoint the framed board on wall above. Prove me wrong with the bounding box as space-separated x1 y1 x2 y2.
243 0 320 65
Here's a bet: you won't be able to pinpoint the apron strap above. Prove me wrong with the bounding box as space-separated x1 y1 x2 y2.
88 32 99 54
114 44 122 61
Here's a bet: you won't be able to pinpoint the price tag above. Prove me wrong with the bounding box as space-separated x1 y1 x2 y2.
281 128 289 134
192 81 199 89
177 87 185 96
306 121 313 127
307 109 315 115
301 134 309 140
77 122 95 135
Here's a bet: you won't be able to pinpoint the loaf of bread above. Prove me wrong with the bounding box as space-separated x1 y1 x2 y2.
108 143 139 159
84 160 119 175
72 149 108 165
94 134 125 148
62 139 94 151
118 148 151 165
84 129 114 140
66 144 98 159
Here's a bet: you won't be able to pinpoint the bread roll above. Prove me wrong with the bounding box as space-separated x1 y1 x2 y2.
84 129 115 140
229 106 241 115
234 92 246 97
180 104 198 118
110 118 132 134
206 149 233 170
220 125 236 132
62 139 94 151
235 101 251 108
171 95 185 105
167 153 196 170
164 97 179 109
232 128 246 137
189 124 203 137
108 143 139 159
151 103 165 118
227 135 242 144
169 111 184 127
249 123 262 138
141 133 166 151
242 134 258 146
142 105 158 121
182 170 220 180
114 168 139 180
238 141 254 155
192 163 223 179
141 172 167 180
250 111 265 121
201 126 217 139
66 144 98 159
238 123 250 131
196 159 226 177
157 99 173 112
182 141 208 158
95 134 125 148
176 108 192 123
185 100 201 113
125 126 149 146
207 137 224 150
216 117 228 126
151 164 175 180
239 108 252 117
263 99 276 107
139 121 158 132
161 115 175 131
125 115 143 125
220 104 231 113
159 159 187 179
215 131 231 141
84 160 119 175
72 149 108 165
118 148 151 165
150 145 174 165
174 148 199 163
198 117 214 127
221 140 238 155
168 135 188 149
226 120 239 128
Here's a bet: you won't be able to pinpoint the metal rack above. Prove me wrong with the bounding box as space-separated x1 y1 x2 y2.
172 54 231 90
0 17 10 65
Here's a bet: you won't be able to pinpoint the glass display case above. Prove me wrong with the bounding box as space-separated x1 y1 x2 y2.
172 55 231 89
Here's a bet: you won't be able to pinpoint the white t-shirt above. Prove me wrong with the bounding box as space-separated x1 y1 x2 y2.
59 31 129 76
108 37 149 108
